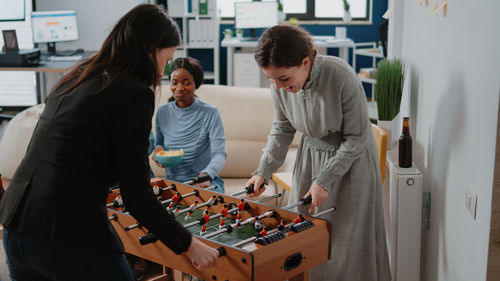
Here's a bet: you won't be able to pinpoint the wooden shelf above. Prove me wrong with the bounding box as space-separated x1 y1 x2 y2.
358 74 376 84
354 48 384 58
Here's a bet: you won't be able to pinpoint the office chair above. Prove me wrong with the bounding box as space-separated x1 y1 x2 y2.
371 123 388 182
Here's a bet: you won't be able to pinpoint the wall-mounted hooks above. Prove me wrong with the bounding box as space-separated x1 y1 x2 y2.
432 0 447 17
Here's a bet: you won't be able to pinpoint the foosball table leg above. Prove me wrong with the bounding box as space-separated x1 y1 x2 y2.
289 270 309 281
172 269 191 281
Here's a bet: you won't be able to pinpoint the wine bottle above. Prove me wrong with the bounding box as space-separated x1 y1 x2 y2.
399 117 412 168
0 173 4 201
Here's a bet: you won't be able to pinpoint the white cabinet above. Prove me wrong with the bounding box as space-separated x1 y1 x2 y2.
383 149 422 281
234 53 261 87
167 0 220 84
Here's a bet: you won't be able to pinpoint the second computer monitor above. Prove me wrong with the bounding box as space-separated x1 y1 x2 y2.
31 10 79 54
235 1 278 39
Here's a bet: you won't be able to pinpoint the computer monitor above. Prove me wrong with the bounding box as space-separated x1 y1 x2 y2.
31 10 79 55
234 1 278 40
0 0 25 21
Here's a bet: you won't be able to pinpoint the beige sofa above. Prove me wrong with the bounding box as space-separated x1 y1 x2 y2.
0 84 298 205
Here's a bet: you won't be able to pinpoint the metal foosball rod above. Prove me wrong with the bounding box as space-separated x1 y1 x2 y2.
187 194 222 211
282 195 312 210
232 208 318 248
161 185 216 205
137 208 269 246
203 210 277 239
182 202 246 228
122 187 221 230
158 174 213 193
256 193 282 203
107 175 213 208
120 186 217 217
232 221 295 248
230 183 265 197
312 207 336 217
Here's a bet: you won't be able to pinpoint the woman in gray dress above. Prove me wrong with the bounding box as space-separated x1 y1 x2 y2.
246 25 391 281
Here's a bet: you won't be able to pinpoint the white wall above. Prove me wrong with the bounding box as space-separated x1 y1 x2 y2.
390 1 500 280
35 0 147 51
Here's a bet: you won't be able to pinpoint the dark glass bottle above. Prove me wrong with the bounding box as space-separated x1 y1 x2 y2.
0 173 4 202
399 117 412 168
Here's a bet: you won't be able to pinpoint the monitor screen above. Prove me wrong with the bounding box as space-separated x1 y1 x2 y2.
235 2 278 29
31 10 78 44
0 0 25 21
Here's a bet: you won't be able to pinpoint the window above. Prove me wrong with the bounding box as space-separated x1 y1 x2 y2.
220 0 371 22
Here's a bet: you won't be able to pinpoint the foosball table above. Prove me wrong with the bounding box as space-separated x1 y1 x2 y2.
107 176 332 281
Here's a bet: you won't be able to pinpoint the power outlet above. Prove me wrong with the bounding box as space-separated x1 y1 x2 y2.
465 185 477 219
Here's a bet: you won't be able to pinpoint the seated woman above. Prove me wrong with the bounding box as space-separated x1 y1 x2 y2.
153 57 226 193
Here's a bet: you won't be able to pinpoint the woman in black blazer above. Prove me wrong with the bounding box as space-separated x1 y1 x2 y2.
0 4 218 280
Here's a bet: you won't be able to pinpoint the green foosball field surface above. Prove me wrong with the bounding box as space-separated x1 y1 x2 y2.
175 205 259 246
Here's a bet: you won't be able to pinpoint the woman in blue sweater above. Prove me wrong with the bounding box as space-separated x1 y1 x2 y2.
153 57 226 193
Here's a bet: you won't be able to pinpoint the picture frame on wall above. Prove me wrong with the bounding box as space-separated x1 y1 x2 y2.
2 29 19 52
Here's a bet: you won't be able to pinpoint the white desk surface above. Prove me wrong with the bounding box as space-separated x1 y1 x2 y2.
221 36 355 48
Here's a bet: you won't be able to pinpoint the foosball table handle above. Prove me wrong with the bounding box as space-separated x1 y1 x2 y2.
139 233 158 245
217 247 226 257
245 183 265 194
192 174 212 184
301 195 312 205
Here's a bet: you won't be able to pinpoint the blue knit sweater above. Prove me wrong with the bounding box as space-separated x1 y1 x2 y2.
155 98 226 182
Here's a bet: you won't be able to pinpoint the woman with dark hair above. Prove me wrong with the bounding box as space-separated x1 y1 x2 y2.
153 57 226 193
247 25 391 280
0 5 218 280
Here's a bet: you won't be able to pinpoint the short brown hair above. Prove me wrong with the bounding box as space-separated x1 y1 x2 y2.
255 24 314 68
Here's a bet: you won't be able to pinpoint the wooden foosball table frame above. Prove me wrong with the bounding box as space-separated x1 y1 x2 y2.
107 179 332 281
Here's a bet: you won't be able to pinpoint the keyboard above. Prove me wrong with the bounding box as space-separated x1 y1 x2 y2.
47 55 83 62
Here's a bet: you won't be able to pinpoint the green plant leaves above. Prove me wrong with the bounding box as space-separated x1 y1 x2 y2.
375 58 405 120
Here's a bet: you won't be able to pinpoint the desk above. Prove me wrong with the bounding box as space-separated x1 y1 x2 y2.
0 51 95 103
272 172 293 207
221 36 355 86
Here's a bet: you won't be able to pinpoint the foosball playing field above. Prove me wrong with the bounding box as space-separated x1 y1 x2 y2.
177 205 259 245
107 177 333 281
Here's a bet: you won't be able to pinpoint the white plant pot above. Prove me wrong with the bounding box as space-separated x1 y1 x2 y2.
378 118 399 150
278 11 286 23
236 33 243 39
343 11 352 22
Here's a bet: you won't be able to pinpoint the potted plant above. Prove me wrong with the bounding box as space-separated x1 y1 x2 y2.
343 0 352 22
223 28 233 40
288 17 299 27
375 58 405 148
235 28 244 39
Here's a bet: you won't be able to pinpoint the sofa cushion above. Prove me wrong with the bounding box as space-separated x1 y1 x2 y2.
0 104 45 181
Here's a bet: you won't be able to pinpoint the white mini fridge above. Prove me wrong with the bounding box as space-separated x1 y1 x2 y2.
383 149 422 281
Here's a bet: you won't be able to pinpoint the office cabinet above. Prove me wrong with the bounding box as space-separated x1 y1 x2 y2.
167 0 219 84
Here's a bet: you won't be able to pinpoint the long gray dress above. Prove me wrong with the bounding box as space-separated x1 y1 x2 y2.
255 55 391 281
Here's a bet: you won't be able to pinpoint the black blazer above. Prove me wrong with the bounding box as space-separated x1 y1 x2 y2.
0 75 192 254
